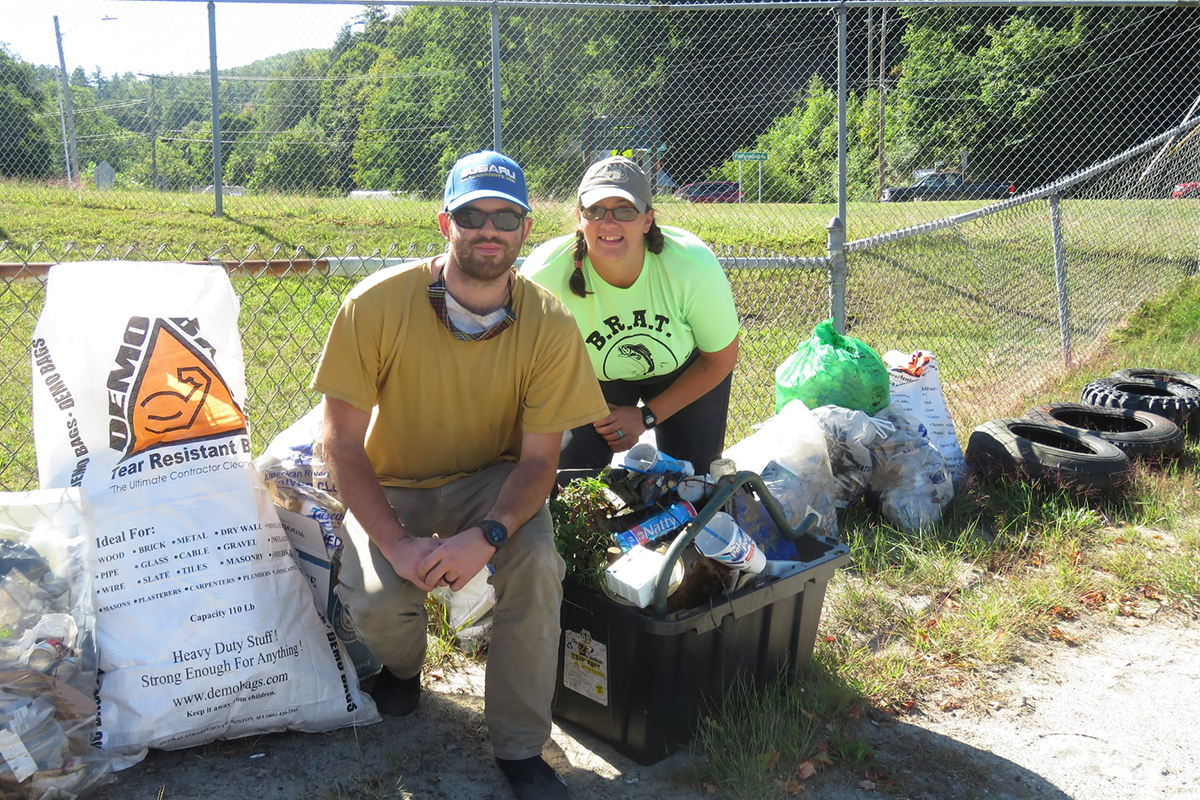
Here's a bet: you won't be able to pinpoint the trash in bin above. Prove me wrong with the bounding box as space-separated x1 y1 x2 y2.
692 512 766 574
554 525 849 764
551 469 850 764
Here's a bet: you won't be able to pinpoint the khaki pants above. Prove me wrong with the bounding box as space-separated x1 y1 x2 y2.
335 461 565 760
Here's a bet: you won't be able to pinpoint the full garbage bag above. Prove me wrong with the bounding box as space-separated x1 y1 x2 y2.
868 405 955 531
882 349 968 488
0 488 112 798
812 405 894 509
774 319 890 415
31 261 378 763
723 400 839 538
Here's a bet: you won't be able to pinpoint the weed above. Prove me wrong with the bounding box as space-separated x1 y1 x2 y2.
549 476 616 589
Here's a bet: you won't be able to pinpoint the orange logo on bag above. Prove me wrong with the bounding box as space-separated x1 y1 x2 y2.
123 320 246 457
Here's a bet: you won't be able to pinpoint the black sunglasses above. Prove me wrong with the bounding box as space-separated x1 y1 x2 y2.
450 207 527 232
581 205 641 222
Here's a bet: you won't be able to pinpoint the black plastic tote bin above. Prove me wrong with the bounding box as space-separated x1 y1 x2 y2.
551 472 850 765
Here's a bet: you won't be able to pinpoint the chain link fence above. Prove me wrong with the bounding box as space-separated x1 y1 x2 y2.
3 1 1200 490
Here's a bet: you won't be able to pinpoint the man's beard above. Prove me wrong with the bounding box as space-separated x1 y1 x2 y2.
450 235 521 283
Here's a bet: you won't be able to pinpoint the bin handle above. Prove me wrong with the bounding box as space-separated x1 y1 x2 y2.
651 470 818 617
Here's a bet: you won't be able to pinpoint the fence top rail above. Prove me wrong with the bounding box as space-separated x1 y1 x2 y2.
155 0 1194 10
0 254 831 282
845 116 1200 254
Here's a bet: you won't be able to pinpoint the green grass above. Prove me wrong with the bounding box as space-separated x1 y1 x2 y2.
3 182 1198 479
3 183 1200 795
6 180 1200 257
688 279 1200 797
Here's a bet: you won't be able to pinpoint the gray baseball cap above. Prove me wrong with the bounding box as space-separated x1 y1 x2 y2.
577 157 651 212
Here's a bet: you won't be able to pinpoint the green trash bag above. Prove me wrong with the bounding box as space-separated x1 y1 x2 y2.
774 319 890 414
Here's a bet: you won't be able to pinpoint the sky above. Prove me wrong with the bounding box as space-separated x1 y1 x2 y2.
5 0 368 77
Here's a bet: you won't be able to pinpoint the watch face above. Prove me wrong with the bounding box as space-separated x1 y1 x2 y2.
482 520 508 547
642 409 657 429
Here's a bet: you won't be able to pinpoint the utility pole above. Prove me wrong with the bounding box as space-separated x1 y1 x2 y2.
139 74 160 190
54 65 71 183
866 8 874 88
53 15 80 186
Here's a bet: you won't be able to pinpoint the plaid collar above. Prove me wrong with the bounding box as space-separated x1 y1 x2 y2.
427 261 517 342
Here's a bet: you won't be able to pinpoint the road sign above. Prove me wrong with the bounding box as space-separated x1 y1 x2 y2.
733 151 767 162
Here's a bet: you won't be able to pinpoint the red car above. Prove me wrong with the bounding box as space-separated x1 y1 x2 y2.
1172 182 1200 198
676 180 743 203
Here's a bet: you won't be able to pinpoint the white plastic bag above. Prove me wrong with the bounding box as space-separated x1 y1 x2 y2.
31 262 378 761
882 350 968 488
254 403 343 556
256 407 382 680
430 565 496 651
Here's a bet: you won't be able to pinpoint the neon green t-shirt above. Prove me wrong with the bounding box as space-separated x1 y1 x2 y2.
520 226 740 382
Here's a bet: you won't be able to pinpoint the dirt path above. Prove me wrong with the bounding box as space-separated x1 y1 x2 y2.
91 610 1200 800
845 612 1200 800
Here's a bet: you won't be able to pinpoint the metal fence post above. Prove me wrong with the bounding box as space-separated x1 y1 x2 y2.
828 216 847 334
837 3 848 227
208 1 224 218
491 1 502 152
1050 193 1072 366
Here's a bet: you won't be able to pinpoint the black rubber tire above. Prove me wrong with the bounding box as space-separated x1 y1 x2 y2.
1081 377 1200 437
966 418 1131 491
1109 367 1200 394
1024 402 1184 459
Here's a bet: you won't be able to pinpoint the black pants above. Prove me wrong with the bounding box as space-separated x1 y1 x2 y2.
559 351 733 480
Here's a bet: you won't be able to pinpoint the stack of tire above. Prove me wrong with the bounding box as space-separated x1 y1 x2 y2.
965 368 1200 491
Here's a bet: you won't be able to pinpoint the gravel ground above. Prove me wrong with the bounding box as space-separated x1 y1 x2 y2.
88 605 1200 800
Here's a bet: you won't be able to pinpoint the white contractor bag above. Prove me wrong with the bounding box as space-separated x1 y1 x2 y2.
882 350 968 489
31 262 377 763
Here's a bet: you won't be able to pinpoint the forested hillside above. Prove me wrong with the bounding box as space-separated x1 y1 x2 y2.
2 4 1198 201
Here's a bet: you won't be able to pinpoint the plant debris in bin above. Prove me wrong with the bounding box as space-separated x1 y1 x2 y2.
551 467 728 613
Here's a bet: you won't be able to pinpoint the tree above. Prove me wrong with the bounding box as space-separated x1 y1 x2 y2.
717 75 894 203
249 117 336 194
892 7 1200 189
317 40 383 192
258 50 329 135
0 47 56 179
351 7 492 195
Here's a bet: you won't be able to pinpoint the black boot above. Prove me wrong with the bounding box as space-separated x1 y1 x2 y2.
369 666 421 717
495 755 568 800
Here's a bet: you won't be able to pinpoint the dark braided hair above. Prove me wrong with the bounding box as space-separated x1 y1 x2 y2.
569 214 666 298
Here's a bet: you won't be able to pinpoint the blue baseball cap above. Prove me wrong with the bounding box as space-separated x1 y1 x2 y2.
443 150 531 212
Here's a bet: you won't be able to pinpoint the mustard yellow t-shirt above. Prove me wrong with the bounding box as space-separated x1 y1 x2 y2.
311 260 607 487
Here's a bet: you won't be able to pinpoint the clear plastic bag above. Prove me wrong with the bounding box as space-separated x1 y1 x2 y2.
0 488 112 798
723 401 840 538
811 405 896 510
868 405 955 531
430 565 497 652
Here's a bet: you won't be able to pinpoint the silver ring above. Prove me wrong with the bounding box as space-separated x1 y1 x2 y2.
616 429 624 439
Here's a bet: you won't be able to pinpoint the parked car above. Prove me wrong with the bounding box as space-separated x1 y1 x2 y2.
676 180 743 203
881 172 1015 202
1172 182 1200 198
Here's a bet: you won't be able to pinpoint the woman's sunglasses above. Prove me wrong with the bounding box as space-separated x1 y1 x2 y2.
450 207 527 232
581 205 641 222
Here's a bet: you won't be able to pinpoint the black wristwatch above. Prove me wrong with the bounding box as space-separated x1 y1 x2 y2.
480 519 508 549
641 405 658 430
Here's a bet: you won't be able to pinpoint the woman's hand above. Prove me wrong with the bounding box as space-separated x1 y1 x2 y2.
592 403 645 453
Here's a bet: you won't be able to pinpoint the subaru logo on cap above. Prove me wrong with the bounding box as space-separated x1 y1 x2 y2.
444 150 531 212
